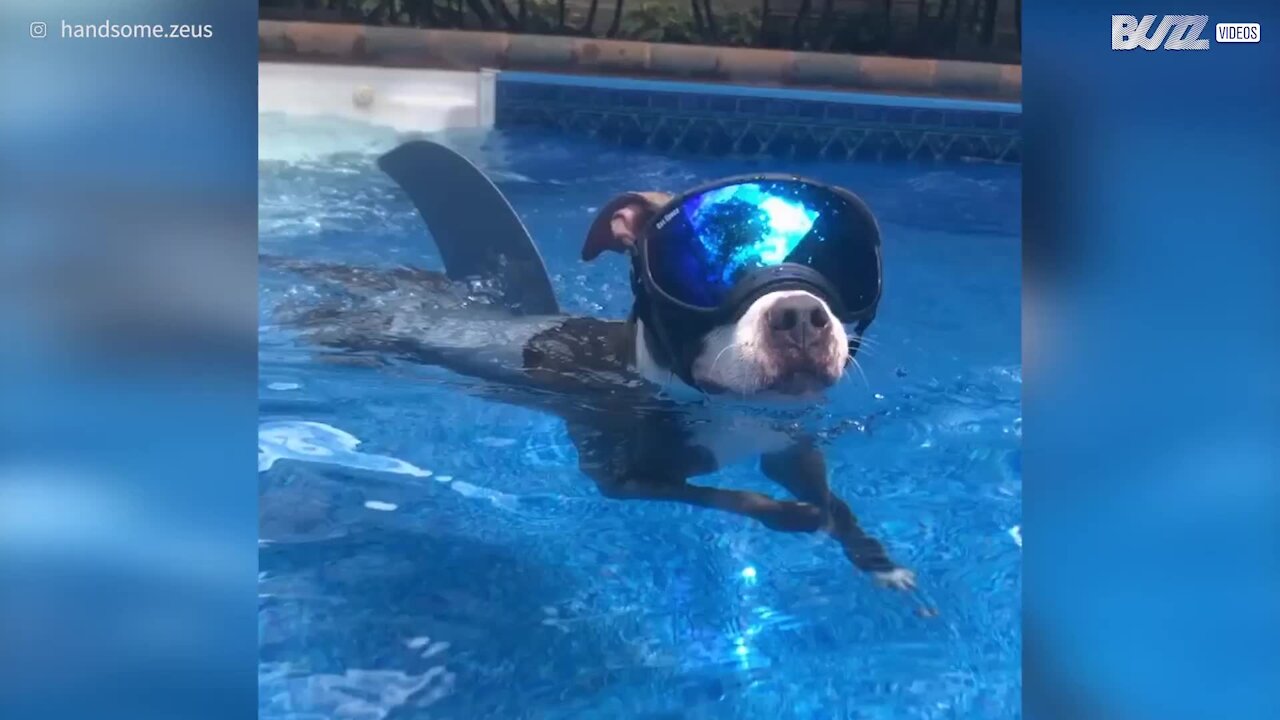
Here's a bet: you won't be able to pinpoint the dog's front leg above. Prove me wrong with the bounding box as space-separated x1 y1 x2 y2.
761 441 916 590
595 475 828 534
568 418 828 534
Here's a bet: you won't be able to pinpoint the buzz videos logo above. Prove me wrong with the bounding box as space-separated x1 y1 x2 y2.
1112 15 1261 50
1113 15 1210 50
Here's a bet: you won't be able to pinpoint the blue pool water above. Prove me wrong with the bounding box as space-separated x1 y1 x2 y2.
258 114 1022 719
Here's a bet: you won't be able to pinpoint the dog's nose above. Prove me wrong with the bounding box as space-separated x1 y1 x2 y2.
766 294 831 348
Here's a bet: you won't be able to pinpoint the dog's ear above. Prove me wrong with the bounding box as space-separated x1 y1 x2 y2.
582 192 672 261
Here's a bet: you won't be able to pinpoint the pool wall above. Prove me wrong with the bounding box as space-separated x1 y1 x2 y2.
497 72 1020 164
260 62 495 132
259 21 1020 102
260 21 1021 164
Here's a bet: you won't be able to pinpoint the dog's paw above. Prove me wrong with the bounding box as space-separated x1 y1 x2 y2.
873 567 917 591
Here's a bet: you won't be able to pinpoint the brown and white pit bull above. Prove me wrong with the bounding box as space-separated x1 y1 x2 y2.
264 144 915 591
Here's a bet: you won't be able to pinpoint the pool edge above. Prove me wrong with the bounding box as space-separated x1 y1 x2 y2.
259 21 1021 105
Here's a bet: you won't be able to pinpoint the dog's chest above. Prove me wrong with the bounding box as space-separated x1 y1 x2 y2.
630 320 796 465
681 408 795 467
576 403 797 482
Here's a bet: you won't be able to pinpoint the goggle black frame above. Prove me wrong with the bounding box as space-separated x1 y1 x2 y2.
632 174 884 333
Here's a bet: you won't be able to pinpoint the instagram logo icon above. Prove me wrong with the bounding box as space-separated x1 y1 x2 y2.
30 21 47 38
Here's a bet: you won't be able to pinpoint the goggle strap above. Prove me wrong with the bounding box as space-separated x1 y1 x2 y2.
632 286 702 392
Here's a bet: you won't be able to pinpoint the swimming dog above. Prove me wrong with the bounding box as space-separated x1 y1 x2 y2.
266 141 915 590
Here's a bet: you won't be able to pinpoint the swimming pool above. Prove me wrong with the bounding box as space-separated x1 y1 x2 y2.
258 113 1021 719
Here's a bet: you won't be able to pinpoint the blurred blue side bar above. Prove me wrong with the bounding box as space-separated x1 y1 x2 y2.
0 1 259 719
1023 1 1280 718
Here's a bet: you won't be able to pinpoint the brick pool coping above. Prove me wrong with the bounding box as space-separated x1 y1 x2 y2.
259 21 1021 103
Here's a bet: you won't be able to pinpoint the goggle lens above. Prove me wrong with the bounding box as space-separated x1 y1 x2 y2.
644 178 881 319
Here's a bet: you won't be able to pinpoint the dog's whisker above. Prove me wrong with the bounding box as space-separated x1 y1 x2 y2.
849 335 883 352
837 367 858 390
850 334 882 347
707 342 739 378
706 341 764 400
836 358 854 388
847 355 872 392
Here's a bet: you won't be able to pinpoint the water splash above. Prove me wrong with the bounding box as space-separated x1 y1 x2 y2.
257 421 432 477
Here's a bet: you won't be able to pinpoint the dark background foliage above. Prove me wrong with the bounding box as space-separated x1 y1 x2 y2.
260 0 1020 63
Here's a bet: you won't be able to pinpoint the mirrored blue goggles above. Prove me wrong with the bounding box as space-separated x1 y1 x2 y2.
639 176 882 322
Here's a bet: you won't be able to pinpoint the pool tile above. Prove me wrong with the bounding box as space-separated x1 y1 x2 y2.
981 134 1009 158
854 105 886 124
856 130 892 161
766 126 801 157
619 91 649 108
736 133 763 156
678 93 708 111
882 136 910 162
945 134 985 161
884 107 913 126
796 102 825 119
650 129 677 151
679 123 711 153
494 76 1022 165
910 139 940 162
808 125 836 143
597 114 626 142
793 133 823 160
821 138 850 161
620 130 648 148
922 132 952 157
636 113 661 133
824 103 855 121
972 112 1002 130
570 111 603 135
586 89 611 108
747 122 778 140
518 106 553 128
835 127 868 145
719 118 750 139
764 138 789 156
503 83 536 102
687 117 718 138
914 109 944 127
665 116 692 133
650 92 679 111
1001 137 1022 163
896 130 925 155
705 128 734 156
766 99 798 118
708 95 738 113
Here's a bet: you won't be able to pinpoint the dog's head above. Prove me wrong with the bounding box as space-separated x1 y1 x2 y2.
585 192 852 399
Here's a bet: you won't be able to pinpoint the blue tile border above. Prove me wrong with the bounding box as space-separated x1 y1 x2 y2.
495 71 1022 165
498 71 1022 113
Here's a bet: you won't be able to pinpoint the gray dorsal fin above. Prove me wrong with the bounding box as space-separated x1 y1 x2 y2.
377 140 560 316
